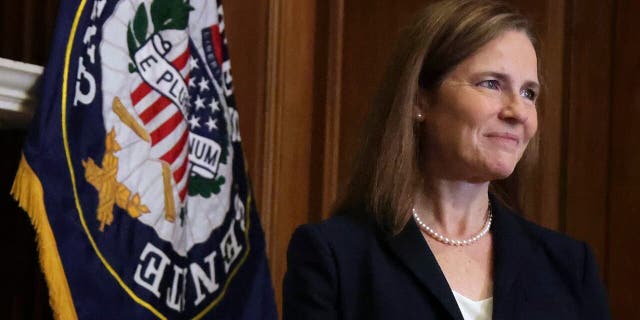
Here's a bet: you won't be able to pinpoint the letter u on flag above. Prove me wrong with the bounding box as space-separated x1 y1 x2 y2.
11 0 277 319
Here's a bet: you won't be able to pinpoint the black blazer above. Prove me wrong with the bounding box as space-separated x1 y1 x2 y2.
283 197 610 319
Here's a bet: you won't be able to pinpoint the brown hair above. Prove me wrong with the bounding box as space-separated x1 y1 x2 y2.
336 0 538 234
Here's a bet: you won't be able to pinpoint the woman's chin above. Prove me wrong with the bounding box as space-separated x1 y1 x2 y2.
471 161 517 182
488 162 517 180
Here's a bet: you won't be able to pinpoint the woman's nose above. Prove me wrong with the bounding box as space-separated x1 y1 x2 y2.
498 93 529 124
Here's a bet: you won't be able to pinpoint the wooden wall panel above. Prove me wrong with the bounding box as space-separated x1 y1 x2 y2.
338 0 433 196
224 0 269 216
607 0 640 317
262 0 318 314
563 0 613 274
310 0 344 220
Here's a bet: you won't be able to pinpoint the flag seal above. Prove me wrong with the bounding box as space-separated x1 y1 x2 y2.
44 0 257 318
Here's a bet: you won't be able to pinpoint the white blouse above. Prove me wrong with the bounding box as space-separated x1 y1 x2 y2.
452 291 493 320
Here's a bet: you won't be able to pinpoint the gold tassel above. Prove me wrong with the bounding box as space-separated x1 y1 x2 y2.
11 154 78 320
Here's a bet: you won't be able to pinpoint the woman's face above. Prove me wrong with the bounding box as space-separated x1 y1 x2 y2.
421 30 539 182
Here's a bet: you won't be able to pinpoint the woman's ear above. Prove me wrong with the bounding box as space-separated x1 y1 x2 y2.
414 91 429 122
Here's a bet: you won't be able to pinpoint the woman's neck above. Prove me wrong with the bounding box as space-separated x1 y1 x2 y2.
414 178 490 238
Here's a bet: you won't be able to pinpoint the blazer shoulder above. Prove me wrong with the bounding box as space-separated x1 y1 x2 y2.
284 214 380 320
507 212 610 318
513 213 584 252
507 211 594 280
292 214 378 251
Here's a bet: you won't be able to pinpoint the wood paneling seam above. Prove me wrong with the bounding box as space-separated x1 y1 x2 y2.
263 0 282 257
321 0 344 217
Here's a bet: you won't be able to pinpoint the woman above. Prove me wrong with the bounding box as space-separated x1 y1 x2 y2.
283 1 610 319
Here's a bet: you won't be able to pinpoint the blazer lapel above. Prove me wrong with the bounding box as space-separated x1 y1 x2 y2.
490 196 534 319
385 219 464 320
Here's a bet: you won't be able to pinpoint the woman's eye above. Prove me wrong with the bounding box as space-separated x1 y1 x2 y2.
478 79 500 90
520 88 537 101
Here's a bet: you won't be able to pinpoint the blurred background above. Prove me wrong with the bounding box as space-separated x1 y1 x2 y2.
1 0 638 318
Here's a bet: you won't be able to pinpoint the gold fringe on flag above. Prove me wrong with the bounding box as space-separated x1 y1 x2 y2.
11 154 78 320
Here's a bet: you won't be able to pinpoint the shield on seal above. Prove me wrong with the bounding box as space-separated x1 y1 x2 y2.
100 0 236 256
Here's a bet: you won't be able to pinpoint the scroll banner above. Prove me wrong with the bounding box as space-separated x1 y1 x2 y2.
11 0 278 319
134 33 189 117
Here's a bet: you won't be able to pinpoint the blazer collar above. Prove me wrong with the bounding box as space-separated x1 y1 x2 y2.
384 195 534 320
385 217 465 320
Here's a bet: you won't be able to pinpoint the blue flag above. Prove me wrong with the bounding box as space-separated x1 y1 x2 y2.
12 0 277 319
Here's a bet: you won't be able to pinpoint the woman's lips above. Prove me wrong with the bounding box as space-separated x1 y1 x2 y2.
485 132 520 146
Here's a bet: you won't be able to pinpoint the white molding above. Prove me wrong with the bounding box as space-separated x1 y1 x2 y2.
0 57 43 128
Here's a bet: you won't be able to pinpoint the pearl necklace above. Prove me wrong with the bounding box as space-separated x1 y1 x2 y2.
412 205 492 246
